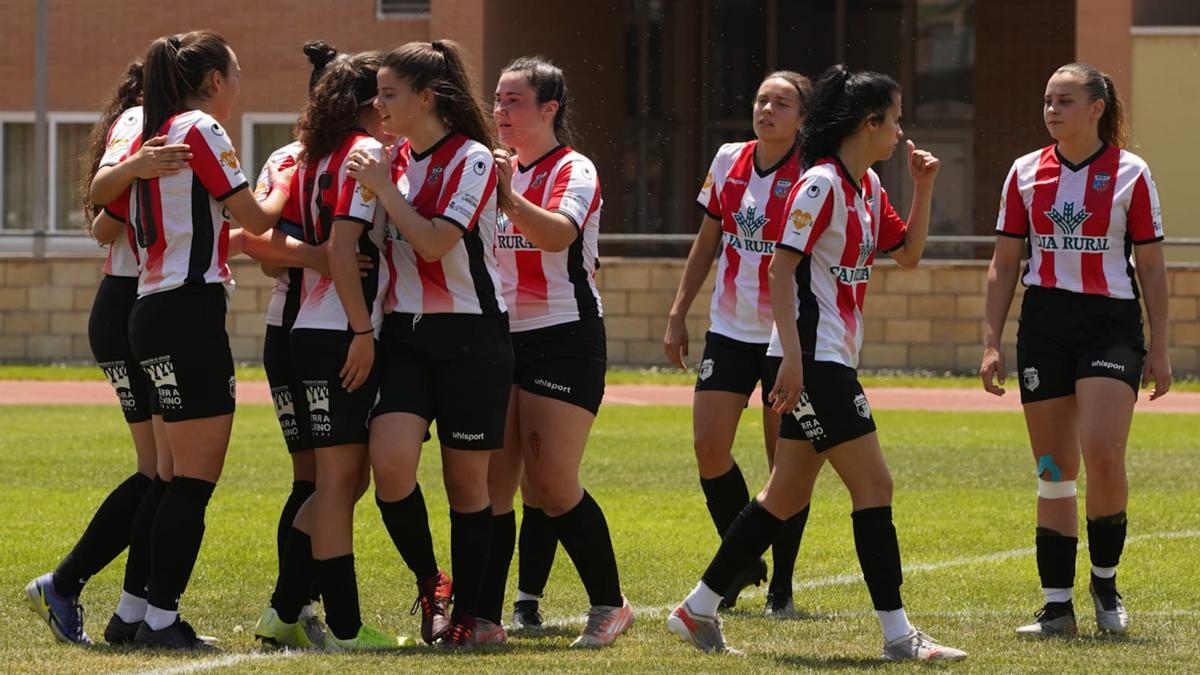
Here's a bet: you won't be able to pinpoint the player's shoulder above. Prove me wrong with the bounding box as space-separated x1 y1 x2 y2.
1011 145 1051 172
175 110 228 138
350 133 383 154
712 140 750 165
267 141 302 165
559 148 597 179
113 106 143 130
1116 147 1150 175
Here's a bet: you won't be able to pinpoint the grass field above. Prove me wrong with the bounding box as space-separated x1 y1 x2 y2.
2 403 1198 673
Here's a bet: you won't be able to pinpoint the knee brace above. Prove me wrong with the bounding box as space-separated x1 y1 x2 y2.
1038 478 1077 499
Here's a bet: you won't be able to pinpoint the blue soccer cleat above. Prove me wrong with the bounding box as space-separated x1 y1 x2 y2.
25 573 92 645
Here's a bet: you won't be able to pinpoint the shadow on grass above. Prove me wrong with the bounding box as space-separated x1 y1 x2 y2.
509 625 581 640
773 653 889 669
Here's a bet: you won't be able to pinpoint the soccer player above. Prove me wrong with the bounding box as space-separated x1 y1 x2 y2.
94 31 292 650
662 71 813 615
24 59 190 647
666 65 966 662
479 56 632 647
346 39 511 649
981 63 1170 636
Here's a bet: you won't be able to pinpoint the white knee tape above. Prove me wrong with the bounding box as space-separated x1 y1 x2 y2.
1038 478 1077 499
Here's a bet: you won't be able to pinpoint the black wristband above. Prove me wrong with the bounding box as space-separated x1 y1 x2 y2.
352 327 373 336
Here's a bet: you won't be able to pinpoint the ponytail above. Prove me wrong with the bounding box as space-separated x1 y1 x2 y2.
501 55 576 148
1054 63 1129 148
800 64 898 167
297 51 382 162
81 58 143 218
303 40 340 93
142 31 231 142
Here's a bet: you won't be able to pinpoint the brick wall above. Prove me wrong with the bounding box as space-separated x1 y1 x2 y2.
2 256 1198 376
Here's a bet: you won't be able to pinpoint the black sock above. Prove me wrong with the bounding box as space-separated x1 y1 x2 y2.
1036 527 1078 599
147 477 215 611
517 505 557 597
1087 512 1126 591
271 528 314 624
700 463 750 537
317 554 361 640
450 506 493 616
479 511 516 624
276 481 315 572
701 499 782 595
123 475 169 597
851 506 903 611
551 492 622 607
53 472 151 598
376 485 439 581
769 504 809 595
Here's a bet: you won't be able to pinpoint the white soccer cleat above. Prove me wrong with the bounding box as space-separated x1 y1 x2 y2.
1015 602 1078 637
667 600 741 655
881 628 967 661
1090 583 1129 634
571 596 634 648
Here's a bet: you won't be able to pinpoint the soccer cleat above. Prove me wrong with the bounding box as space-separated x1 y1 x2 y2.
764 590 798 619
511 599 544 631
473 617 507 645
1090 582 1129 634
442 612 476 650
1016 601 1078 637
881 628 967 661
324 623 404 651
719 558 767 610
103 614 141 645
411 570 452 644
24 573 91 645
253 607 316 649
298 602 327 648
667 601 740 654
133 618 219 651
571 595 635 648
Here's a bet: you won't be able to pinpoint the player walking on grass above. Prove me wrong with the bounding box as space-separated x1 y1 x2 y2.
666 65 966 662
478 56 633 647
346 40 510 649
980 62 1171 637
662 71 813 616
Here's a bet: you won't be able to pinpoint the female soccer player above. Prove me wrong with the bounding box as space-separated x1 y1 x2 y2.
662 71 813 615
981 63 1170 636
95 31 292 650
24 59 189 647
666 65 966 661
477 56 632 647
346 39 510 648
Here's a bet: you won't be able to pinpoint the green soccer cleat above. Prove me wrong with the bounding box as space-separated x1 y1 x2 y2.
253 607 316 649
324 623 404 652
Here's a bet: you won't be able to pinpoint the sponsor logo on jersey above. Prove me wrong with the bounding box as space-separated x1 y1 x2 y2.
1036 201 1109 252
829 265 872 284
806 183 822 199
141 355 182 411
699 358 714 381
702 171 714 190
531 172 548 189
726 176 747 186
790 209 813 231
774 178 792 198
1045 201 1090 235
473 160 487 176
1022 366 1040 392
107 137 130 152
853 393 872 419
733 205 767 239
219 150 239 171
122 114 138 126
356 182 375 203
1092 172 1111 191
722 231 774 254
211 123 225 136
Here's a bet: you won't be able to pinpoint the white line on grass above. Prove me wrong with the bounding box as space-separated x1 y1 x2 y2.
136 650 295 675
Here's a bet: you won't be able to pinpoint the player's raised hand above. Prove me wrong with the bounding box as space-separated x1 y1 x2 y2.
493 148 515 199
906 139 940 189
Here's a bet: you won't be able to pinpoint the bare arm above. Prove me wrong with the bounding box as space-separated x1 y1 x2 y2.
1135 241 1172 399
663 214 723 369
89 136 192 206
347 149 463 261
889 140 940 268
493 148 577 252
328 219 375 393
979 236 1025 395
766 248 805 415
241 229 329 276
89 211 124 246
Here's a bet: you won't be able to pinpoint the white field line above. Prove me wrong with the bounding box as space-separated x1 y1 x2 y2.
136 650 295 674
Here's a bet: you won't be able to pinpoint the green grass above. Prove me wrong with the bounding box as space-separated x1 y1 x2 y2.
2 404 1199 672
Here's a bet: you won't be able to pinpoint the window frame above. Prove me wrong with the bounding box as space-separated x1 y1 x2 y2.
0 111 35 234
376 0 431 20
47 111 100 233
240 112 300 178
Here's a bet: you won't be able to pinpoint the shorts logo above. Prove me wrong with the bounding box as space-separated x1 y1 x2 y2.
228 375 236 400
1090 359 1126 372
304 380 332 437
853 393 872 419
699 358 714 381
141 355 182 411
790 391 826 441
271 385 299 441
452 430 485 442
774 178 792 198
99 360 137 412
1022 366 1040 392
534 377 572 395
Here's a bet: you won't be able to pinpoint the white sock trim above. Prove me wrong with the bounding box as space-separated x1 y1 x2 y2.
114 592 148 624
877 608 914 643
1043 587 1073 603
685 581 723 618
143 605 178 631
516 590 541 603
1092 565 1117 579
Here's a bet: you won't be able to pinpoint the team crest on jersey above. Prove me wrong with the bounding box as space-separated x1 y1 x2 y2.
702 172 714 190
774 178 792 198
853 393 872 419
1092 173 1111 192
790 209 813 231
427 166 444 185
531 172 548 189
219 150 239 170
1045 201 1091 235
733 205 767 239
1022 367 1040 392
699 358 714 381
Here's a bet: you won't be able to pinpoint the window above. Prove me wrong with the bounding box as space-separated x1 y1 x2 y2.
1 116 34 230
378 0 430 18
50 114 99 232
240 114 299 181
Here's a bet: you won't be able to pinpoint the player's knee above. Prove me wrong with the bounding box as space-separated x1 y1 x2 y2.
1083 449 1125 484
1035 453 1078 499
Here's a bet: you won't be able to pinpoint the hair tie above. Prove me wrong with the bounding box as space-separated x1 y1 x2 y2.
167 35 181 50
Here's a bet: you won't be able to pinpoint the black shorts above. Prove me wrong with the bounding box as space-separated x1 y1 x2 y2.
373 313 514 450
778 360 876 452
89 275 153 423
695 331 781 406
264 323 313 454
512 317 606 415
128 283 235 423
1016 286 1145 404
290 329 381 449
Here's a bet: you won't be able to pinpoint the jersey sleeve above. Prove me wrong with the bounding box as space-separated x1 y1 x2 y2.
695 150 723 221
99 110 142 168
185 119 249 201
434 145 496 232
102 187 131 223
778 174 835 255
1128 165 1164 244
335 140 385 227
876 186 908 254
546 156 601 231
995 161 1029 238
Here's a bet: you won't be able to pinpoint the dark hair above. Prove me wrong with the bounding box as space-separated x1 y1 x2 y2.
382 40 497 153
297 51 383 162
500 55 576 147
1054 62 1129 148
761 70 814 113
303 40 340 92
80 58 143 218
799 65 900 168
141 31 231 142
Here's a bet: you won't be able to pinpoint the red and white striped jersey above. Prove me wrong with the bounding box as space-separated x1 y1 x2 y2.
98 106 143 278
384 133 504 316
127 110 248 298
291 132 390 334
997 144 1163 299
697 141 802 343
495 145 603 332
254 141 304 328
776 158 907 368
